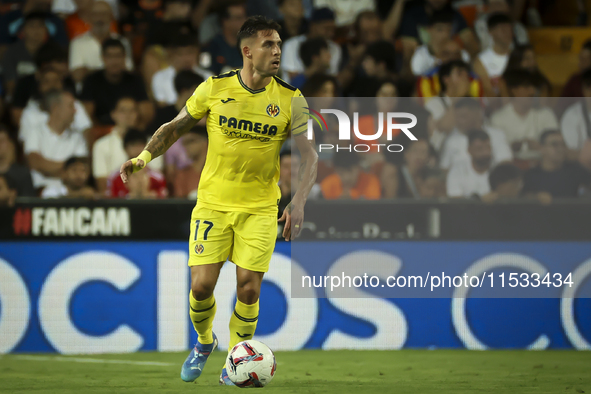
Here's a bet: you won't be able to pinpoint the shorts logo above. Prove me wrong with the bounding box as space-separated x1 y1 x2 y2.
266 103 280 117
195 244 205 254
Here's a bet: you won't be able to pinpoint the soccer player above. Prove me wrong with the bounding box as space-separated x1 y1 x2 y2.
119 16 318 385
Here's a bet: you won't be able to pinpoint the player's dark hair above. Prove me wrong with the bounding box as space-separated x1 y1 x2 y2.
487 12 512 30
102 38 125 55
333 151 360 170
123 129 147 147
299 37 329 68
174 70 204 94
428 10 454 26
64 156 89 170
301 73 338 97
504 68 535 89
467 129 490 145
365 40 398 73
187 125 208 138
22 11 47 27
454 97 481 110
439 60 470 93
539 129 562 145
35 41 68 68
581 69 591 87
489 163 522 190
0 173 17 191
237 15 281 47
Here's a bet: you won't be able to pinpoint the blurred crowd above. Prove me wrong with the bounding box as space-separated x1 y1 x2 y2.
1 0 591 211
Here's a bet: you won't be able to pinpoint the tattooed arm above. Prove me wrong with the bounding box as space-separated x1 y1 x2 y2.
120 106 199 183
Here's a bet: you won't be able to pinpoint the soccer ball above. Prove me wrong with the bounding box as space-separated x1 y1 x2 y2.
226 340 276 388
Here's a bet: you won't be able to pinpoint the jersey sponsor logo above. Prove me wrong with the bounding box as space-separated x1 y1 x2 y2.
219 115 278 136
195 244 204 254
266 103 280 117
221 98 236 103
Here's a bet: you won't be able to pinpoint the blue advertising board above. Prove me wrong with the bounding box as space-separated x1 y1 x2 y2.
0 241 590 354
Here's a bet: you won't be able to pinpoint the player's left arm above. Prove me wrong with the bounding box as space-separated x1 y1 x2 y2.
280 132 318 241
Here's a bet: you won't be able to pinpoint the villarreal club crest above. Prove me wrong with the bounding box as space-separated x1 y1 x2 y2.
266 103 280 118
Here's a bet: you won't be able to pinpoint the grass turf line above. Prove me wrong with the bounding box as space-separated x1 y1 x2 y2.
1 350 590 394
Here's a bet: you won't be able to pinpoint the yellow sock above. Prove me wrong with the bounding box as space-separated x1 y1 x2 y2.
228 298 259 351
189 292 216 345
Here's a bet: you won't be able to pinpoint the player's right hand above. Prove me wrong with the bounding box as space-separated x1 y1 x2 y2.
119 158 146 184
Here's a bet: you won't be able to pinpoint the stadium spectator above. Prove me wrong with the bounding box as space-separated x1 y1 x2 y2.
281 7 341 83
474 0 529 51
522 130 591 198
314 0 376 27
391 139 433 198
41 156 95 199
174 125 208 198
64 0 118 40
0 173 17 207
69 1 134 85
18 66 91 143
144 0 195 48
148 71 204 183
561 39 591 99
10 42 75 127
424 60 472 152
490 69 558 157
23 90 88 190
0 0 68 47
419 168 447 198
321 151 381 200
347 40 398 96
473 13 513 96
107 130 167 198
80 38 153 127
201 1 247 75
151 34 212 106
0 127 35 197
290 37 331 89
277 0 308 41
398 0 478 57
481 162 524 203
301 73 338 103
447 130 493 198
1 12 48 101
560 69 591 166
410 11 470 76
439 98 512 170
351 10 383 46
501 44 551 99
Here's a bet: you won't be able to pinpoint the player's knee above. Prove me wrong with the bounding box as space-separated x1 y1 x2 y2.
236 282 260 304
191 281 215 301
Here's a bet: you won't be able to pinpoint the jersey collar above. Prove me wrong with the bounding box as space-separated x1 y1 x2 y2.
237 70 267 94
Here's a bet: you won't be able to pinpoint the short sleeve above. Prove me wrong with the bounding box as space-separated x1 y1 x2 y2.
185 78 212 120
290 90 309 136
23 127 41 155
73 133 88 156
92 139 109 178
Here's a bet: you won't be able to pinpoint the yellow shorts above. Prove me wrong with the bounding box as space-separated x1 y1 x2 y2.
188 204 278 272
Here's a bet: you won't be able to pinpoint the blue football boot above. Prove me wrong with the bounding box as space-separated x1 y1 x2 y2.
219 366 235 386
180 333 218 382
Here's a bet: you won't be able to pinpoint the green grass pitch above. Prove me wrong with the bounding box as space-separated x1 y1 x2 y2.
1 350 590 393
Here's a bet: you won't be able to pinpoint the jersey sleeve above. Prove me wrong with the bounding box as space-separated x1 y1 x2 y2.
290 89 309 136
186 77 212 120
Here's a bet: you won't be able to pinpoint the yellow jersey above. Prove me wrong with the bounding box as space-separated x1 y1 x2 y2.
185 69 308 215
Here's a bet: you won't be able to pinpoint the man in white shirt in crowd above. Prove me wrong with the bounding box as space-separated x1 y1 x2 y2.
19 66 91 143
281 7 342 83
92 96 163 194
447 130 493 198
411 10 470 76
440 97 512 170
41 156 95 199
560 69 591 164
491 69 558 157
474 0 528 51
424 60 472 152
24 90 88 190
473 12 513 96
151 33 213 106
69 0 133 85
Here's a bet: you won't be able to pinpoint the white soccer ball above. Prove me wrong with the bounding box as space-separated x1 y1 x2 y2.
226 340 276 388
